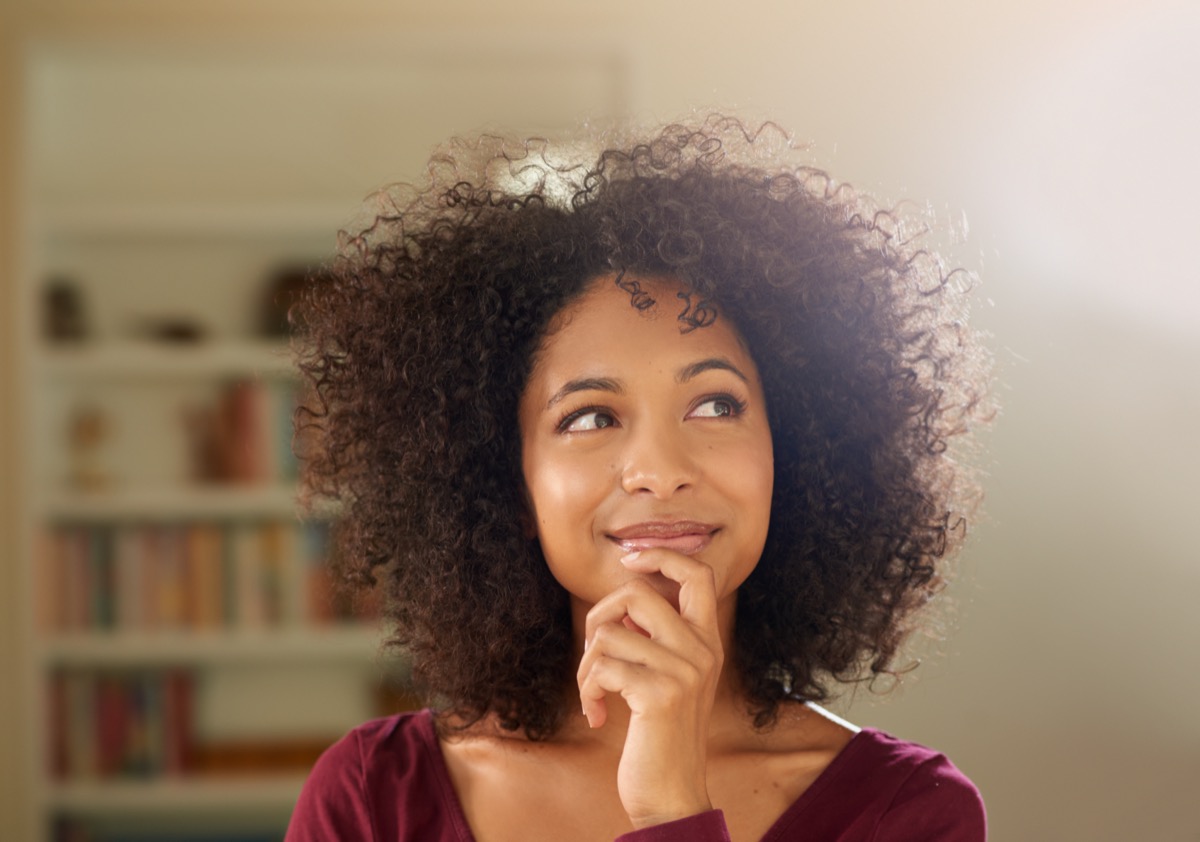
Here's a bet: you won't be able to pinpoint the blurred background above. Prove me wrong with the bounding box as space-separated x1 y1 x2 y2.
1 1 1197 840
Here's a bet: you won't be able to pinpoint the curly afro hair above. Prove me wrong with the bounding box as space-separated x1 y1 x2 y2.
294 116 991 739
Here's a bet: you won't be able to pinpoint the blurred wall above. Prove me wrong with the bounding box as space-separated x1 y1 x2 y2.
1 4 31 840
3 1 1198 840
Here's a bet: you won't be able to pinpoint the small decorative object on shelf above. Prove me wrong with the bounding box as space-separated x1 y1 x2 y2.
43 276 90 343
66 404 110 492
258 263 333 339
127 315 207 344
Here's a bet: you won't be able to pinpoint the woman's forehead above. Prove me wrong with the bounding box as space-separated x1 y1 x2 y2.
529 274 758 383
548 273 737 336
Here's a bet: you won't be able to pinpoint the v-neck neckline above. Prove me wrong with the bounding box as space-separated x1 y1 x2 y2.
414 709 873 842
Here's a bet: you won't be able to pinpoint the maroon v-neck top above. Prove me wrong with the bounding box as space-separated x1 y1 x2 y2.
286 710 986 841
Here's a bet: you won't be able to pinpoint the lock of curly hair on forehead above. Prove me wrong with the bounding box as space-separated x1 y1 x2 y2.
292 115 992 740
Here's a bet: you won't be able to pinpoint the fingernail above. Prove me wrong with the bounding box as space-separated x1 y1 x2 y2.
620 551 641 564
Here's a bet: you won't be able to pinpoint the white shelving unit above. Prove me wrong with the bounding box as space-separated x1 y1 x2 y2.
22 198 395 841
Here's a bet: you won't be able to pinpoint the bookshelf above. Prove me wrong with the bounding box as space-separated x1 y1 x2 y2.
16 36 631 842
22 201 405 842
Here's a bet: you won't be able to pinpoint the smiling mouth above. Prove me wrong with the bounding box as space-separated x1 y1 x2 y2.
607 521 718 556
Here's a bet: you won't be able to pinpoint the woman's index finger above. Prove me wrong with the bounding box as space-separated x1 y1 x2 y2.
619 549 719 632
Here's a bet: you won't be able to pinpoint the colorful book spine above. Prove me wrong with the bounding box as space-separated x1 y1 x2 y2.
203 378 300 486
49 669 195 781
44 518 368 633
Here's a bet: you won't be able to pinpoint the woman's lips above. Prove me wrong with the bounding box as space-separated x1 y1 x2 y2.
608 522 717 556
615 534 713 555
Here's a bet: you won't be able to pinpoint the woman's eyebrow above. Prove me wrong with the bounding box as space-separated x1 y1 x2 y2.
545 377 624 409
676 357 750 384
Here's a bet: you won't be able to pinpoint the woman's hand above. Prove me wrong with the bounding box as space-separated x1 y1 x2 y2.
576 549 725 829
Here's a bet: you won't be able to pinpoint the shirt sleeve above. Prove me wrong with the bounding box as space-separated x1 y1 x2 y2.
615 810 732 842
285 729 376 842
874 755 987 841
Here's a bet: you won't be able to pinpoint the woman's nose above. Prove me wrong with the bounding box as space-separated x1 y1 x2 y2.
619 421 696 498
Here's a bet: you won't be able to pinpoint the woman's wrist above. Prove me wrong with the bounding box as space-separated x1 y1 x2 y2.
628 797 714 830
617 809 730 842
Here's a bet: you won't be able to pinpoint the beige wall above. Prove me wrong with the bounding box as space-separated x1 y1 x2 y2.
4 2 1198 840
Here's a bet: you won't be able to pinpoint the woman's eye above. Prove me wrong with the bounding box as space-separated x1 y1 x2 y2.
690 396 746 419
561 409 616 433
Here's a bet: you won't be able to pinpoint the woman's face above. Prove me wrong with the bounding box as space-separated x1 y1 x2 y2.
518 274 774 619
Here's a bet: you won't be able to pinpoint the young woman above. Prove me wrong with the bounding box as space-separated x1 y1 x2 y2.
286 117 990 841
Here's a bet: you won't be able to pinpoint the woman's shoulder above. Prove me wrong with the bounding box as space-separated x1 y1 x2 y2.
844 727 959 768
308 709 436 774
287 710 473 842
836 727 982 800
790 725 987 840
346 708 436 750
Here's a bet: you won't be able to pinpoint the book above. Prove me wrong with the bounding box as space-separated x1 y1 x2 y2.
50 669 197 781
